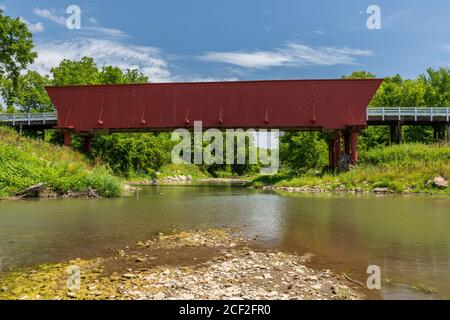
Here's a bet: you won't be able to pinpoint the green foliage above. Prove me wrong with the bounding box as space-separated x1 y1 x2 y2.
251 144 450 194
0 10 37 86
341 71 376 79
1 71 53 112
0 127 121 198
360 143 450 165
421 67 450 106
90 133 174 178
100 66 149 85
51 57 101 86
50 57 149 86
280 132 328 173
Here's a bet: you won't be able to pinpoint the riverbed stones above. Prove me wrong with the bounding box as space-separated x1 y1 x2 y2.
159 175 194 184
0 229 360 301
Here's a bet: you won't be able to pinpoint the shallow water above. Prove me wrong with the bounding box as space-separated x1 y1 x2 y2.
0 184 449 299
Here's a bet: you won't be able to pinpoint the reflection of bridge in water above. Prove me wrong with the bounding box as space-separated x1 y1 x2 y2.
1 79 449 166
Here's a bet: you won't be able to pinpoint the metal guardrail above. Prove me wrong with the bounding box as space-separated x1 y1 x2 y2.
0 112 58 126
367 107 450 122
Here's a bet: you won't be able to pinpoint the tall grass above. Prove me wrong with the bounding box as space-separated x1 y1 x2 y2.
251 144 450 194
0 127 121 198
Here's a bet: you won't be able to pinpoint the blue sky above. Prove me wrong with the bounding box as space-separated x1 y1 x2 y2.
2 0 450 82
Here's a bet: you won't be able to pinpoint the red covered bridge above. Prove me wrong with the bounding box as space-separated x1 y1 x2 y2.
45 79 383 168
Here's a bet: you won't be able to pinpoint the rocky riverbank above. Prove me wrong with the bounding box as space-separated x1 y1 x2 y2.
257 175 448 196
0 229 360 300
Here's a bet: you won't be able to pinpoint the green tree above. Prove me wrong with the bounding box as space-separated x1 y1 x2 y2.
0 10 37 109
124 69 149 84
280 132 328 174
2 71 53 112
341 71 376 80
421 67 450 106
51 57 101 85
0 10 37 84
91 133 174 177
99 66 149 85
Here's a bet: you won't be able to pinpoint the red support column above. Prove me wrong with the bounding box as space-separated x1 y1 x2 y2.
328 131 342 169
83 135 93 153
329 139 335 169
344 132 351 156
334 134 342 166
63 131 72 148
350 130 359 164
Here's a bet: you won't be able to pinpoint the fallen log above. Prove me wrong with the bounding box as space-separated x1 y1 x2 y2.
15 183 46 199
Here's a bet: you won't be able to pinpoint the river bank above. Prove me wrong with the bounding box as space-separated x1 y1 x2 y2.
0 127 122 200
250 144 450 196
0 229 361 300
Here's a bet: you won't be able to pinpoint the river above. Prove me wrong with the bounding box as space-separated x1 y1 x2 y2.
0 183 449 300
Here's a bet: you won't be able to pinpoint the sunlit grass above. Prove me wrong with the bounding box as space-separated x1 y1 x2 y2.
0 127 122 198
251 144 450 194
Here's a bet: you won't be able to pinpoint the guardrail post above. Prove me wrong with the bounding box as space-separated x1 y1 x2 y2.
43 113 46 125
415 108 418 122
382 108 385 121
13 113 16 126
430 108 434 122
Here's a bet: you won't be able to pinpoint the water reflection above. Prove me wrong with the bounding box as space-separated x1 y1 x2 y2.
0 185 449 299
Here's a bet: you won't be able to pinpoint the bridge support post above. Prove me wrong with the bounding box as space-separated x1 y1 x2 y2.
447 125 450 144
390 123 403 144
328 131 342 169
83 135 93 153
433 125 446 142
63 131 72 148
348 130 359 164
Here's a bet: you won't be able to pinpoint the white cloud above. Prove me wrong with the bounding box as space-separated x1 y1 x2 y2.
31 38 172 82
199 42 374 69
33 7 66 26
19 17 45 33
29 22 45 33
83 26 129 39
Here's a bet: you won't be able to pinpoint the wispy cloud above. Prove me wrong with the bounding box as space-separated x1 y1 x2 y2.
33 7 129 39
83 26 129 39
33 7 66 26
19 17 45 33
31 38 172 82
199 42 374 69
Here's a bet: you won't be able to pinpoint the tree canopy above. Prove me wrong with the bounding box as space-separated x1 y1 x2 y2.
0 10 36 83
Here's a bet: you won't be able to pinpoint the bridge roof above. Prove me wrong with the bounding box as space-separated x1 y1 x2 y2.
46 79 383 133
